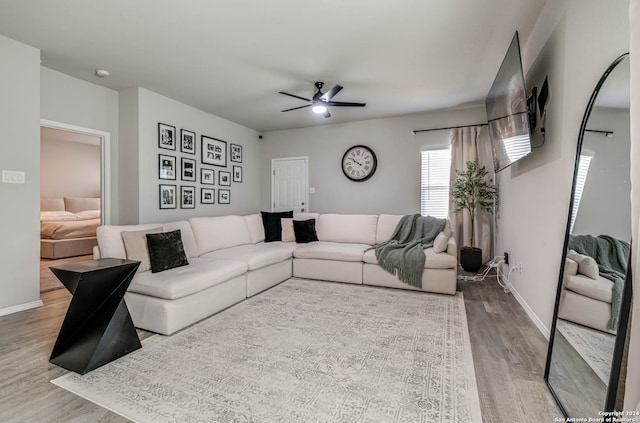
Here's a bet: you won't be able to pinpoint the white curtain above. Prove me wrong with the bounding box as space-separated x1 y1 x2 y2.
449 126 495 264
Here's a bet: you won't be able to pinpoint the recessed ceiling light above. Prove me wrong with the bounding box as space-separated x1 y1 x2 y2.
95 69 110 78
312 105 327 114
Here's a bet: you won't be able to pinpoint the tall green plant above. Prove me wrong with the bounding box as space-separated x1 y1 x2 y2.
450 160 497 248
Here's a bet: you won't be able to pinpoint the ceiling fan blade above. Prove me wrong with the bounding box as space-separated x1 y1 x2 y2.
323 109 331 118
325 101 366 107
279 91 311 102
281 104 312 112
320 85 343 101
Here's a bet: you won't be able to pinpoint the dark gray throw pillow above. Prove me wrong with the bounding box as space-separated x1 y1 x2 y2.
293 219 318 243
261 210 293 242
146 229 189 273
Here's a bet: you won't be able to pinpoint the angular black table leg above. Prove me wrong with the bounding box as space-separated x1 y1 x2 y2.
49 258 141 375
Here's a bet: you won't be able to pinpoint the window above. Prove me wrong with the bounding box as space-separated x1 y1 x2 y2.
569 154 593 233
421 147 451 218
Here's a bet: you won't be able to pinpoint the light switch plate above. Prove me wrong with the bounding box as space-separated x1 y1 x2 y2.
2 170 25 184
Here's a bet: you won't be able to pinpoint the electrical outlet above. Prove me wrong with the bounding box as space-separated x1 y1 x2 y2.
504 252 509 265
514 262 523 273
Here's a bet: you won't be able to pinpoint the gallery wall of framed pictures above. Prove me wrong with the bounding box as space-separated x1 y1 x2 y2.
157 122 242 210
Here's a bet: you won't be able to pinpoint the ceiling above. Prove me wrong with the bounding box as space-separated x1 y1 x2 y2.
0 0 547 133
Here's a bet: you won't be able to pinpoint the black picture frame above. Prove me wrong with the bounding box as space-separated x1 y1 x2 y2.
230 143 242 163
201 188 215 204
181 157 196 181
159 184 177 209
218 189 230 204
233 166 242 183
158 123 176 150
201 136 227 167
180 186 196 209
159 154 176 180
181 129 196 154
219 171 231 186
201 168 214 185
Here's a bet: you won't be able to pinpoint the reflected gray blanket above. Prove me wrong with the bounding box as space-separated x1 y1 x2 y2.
568 234 630 330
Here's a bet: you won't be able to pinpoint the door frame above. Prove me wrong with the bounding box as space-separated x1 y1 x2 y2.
40 119 112 225
271 156 309 212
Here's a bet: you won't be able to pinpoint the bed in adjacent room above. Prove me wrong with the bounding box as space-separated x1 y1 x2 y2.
40 197 101 259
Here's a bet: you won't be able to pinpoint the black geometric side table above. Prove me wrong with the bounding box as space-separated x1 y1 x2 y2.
49 258 141 374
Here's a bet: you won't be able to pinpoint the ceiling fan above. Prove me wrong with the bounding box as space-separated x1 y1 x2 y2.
279 81 366 118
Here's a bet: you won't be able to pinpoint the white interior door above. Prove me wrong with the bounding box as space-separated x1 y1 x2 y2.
271 157 309 212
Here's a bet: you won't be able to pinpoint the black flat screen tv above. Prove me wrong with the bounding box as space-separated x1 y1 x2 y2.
485 32 532 173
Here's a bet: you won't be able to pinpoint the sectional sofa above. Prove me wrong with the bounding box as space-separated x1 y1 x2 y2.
94 213 458 335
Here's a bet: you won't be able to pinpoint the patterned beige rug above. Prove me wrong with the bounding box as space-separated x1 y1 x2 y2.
556 318 616 385
52 278 482 422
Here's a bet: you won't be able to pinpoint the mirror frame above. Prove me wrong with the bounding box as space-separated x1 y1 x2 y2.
544 52 632 417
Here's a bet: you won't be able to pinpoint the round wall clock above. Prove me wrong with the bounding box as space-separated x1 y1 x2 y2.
341 145 377 182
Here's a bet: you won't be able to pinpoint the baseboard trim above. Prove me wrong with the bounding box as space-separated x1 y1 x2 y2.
0 300 44 317
510 286 550 340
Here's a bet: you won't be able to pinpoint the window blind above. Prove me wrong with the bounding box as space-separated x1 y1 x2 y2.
569 154 592 233
421 147 451 219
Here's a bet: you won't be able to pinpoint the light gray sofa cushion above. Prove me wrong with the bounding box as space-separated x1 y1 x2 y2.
201 243 293 271
317 214 378 245
565 274 613 304
128 257 247 300
190 215 252 255
294 241 370 262
243 214 265 244
362 248 456 269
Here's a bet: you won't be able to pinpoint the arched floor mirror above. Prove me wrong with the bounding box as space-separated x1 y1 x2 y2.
544 53 632 417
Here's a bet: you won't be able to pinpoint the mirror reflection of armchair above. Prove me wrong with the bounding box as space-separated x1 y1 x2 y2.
557 250 615 334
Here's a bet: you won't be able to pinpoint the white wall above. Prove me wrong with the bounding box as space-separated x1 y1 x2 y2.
40 138 101 199
572 108 631 242
261 107 486 214
40 67 119 221
118 88 140 224
0 35 41 313
495 0 629 337
119 88 262 224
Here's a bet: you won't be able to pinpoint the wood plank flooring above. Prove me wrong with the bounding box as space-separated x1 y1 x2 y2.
0 276 562 422
40 255 93 293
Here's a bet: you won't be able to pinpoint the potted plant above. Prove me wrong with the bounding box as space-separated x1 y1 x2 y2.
450 160 497 272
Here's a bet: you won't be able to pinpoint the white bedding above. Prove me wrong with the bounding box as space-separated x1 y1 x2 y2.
40 210 100 222
40 210 101 240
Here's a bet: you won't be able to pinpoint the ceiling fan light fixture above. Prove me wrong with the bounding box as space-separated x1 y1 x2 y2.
312 105 327 114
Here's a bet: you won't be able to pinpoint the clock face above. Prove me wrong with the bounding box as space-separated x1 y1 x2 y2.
342 145 377 182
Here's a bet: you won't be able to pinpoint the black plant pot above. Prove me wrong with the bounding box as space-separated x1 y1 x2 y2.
460 248 483 272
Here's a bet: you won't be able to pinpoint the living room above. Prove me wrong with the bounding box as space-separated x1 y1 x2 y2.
1 0 640 421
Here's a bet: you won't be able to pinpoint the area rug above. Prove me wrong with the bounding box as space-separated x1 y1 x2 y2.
52 278 482 423
556 318 616 384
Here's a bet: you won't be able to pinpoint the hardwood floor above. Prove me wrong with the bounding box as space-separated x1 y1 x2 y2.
40 255 93 293
0 276 561 422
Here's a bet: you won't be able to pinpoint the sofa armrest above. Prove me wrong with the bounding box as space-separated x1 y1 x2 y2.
446 236 457 256
93 245 101 259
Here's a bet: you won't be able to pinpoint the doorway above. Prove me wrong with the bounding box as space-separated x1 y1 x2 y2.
39 120 111 293
271 157 309 212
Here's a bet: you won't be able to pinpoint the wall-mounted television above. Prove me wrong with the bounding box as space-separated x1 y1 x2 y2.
485 31 532 173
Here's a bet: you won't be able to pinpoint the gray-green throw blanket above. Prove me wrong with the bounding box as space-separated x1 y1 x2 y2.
373 214 446 288
568 234 630 330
